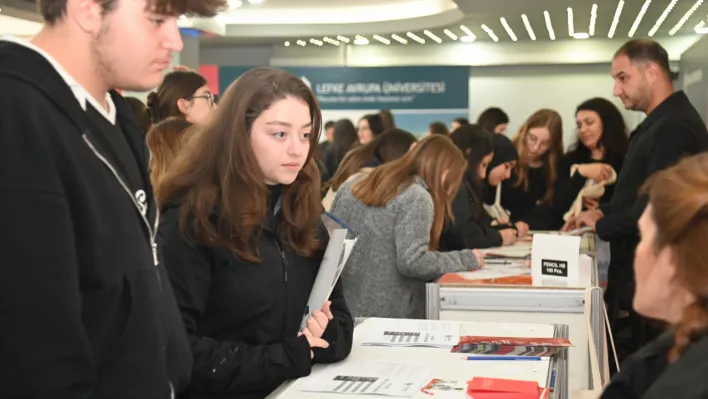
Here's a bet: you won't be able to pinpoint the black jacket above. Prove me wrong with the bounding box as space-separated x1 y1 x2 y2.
159 199 354 399
441 180 503 251
601 333 708 398
596 91 708 283
0 41 191 397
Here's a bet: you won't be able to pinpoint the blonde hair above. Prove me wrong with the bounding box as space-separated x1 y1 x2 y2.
146 117 194 202
352 135 467 250
511 109 564 204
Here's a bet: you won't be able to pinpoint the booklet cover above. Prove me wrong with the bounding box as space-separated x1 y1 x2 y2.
451 336 573 357
299 212 358 330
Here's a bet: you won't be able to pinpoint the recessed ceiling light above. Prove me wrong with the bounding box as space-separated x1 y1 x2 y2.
373 34 391 45
521 14 536 40
567 7 575 36
336 35 350 43
229 0 243 8
391 34 408 44
589 4 598 36
500 17 518 41
354 35 369 45
443 29 458 40
323 37 341 46
296 40 307 47
608 0 624 38
309 38 323 46
406 32 426 44
481 24 499 42
423 30 442 43
284 41 290 47
628 0 651 38
649 0 677 36
544 11 556 40
573 32 590 39
669 0 704 35
460 35 475 42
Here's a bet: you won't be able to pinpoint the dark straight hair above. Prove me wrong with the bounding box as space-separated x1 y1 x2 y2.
449 124 495 217
147 70 208 123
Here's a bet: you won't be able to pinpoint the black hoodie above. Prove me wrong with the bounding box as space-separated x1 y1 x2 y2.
0 40 191 397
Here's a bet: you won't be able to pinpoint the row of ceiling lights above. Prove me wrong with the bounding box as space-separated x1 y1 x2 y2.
285 0 707 47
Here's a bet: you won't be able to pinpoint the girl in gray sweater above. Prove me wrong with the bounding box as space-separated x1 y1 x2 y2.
330 135 484 319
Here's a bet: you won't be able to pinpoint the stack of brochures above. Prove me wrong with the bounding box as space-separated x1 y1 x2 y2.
360 319 462 349
450 336 573 357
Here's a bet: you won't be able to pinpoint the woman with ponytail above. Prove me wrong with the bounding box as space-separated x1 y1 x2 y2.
601 152 708 398
147 70 215 125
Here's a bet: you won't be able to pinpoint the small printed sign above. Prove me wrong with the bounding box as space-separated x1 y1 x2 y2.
531 234 580 286
541 259 569 277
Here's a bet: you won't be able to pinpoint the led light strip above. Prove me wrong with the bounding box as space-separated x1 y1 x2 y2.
406 32 426 44
391 34 408 44
443 29 458 40
423 30 443 43
608 0 625 38
669 0 704 35
500 17 518 41
521 14 536 40
544 10 556 40
372 34 391 45
648 0 678 36
309 38 323 46
589 4 598 36
567 7 575 36
336 35 350 43
628 0 651 37
481 24 499 41
460 25 477 41
323 37 341 46
296 40 307 47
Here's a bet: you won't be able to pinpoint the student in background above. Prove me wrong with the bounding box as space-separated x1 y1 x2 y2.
147 70 215 125
357 113 385 144
600 153 708 398
323 129 417 211
158 67 354 399
125 96 152 135
428 121 449 136
502 109 564 230
0 0 224 396
380 109 396 130
483 134 520 229
318 120 335 155
324 118 358 176
330 135 484 319
451 117 469 131
146 117 195 202
477 107 509 134
440 125 518 251
553 98 628 220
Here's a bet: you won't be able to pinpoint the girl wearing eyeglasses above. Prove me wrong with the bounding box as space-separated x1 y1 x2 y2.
147 70 216 126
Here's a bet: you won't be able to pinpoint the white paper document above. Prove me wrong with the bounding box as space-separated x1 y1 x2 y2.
361 318 462 348
457 263 531 280
298 360 436 397
300 213 358 330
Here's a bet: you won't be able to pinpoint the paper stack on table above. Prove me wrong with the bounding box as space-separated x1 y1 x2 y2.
360 318 462 348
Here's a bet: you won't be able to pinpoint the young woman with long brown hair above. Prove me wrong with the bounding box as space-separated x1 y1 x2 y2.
601 152 708 398
157 67 353 399
501 109 564 230
330 135 484 320
145 116 195 202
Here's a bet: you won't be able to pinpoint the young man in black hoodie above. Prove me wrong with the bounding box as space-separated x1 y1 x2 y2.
0 0 224 397
565 39 708 357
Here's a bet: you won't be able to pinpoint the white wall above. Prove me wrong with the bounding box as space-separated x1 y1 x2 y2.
466 64 646 149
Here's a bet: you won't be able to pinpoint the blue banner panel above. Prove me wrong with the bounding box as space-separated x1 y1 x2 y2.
218 66 469 110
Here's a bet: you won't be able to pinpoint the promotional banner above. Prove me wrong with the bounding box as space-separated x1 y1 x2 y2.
216 66 470 135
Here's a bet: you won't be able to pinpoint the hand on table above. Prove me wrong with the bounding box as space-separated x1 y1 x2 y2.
514 221 530 238
472 249 485 269
562 210 603 232
500 228 518 246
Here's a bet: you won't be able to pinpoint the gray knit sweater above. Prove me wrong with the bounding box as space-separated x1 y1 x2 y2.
330 176 480 319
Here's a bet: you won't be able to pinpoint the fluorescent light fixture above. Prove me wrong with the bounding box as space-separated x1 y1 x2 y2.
406 32 426 44
353 35 369 45
336 35 350 43
589 4 598 36
521 14 536 40
284 41 290 46
373 34 391 45
669 0 704 35
443 29 458 40
573 32 590 39
460 35 475 42
543 10 556 40
481 24 499 42
296 40 307 46
460 25 475 37
608 0 625 38
423 30 442 43
567 7 575 36
648 0 677 36
391 34 408 44
695 20 707 33
628 0 651 37
500 17 518 41
323 37 341 46
229 0 243 8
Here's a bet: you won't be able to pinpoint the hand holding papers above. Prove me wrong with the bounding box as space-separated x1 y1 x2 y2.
361 319 462 348
300 212 358 330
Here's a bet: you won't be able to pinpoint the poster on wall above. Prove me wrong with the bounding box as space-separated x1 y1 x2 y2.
215 66 470 136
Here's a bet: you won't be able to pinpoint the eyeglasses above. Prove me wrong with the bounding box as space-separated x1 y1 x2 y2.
185 92 215 107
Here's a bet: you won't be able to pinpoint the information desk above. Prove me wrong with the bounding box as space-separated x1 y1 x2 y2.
425 234 605 393
267 318 568 399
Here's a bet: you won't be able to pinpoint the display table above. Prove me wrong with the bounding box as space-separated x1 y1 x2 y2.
267 318 568 399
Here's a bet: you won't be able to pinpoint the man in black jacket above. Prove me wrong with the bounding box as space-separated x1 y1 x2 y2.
566 39 708 355
0 0 224 397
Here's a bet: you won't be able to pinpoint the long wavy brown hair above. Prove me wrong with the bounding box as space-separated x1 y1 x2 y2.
146 117 194 202
352 135 467 250
641 153 708 363
511 109 564 204
158 67 323 262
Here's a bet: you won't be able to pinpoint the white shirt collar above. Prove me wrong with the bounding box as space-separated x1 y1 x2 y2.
1 36 117 125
